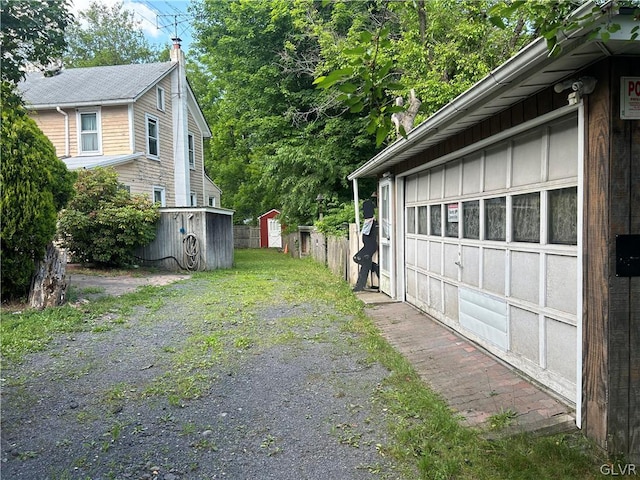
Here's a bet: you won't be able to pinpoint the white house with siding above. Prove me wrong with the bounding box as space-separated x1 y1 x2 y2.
18 40 220 209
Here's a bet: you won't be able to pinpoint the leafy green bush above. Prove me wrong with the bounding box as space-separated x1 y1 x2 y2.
314 201 357 237
58 167 159 267
1 91 75 300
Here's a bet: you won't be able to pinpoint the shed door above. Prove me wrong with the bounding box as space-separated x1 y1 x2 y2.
267 218 282 248
379 178 394 296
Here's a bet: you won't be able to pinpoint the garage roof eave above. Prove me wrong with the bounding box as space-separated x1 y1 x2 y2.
347 37 553 180
347 1 633 181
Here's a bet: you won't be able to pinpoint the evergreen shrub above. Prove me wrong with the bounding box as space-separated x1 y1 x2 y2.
1 93 75 300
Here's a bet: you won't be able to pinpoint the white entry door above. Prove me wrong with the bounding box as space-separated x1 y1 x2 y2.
267 218 282 248
379 179 394 297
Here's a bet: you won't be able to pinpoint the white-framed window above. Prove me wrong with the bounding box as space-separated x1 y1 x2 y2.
188 133 195 169
190 191 197 206
156 86 165 111
430 204 442 236
406 206 415 234
548 187 578 245
77 110 101 154
153 186 166 207
208 196 217 207
462 200 479 239
146 114 159 159
485 197 506 241
512 192 540 243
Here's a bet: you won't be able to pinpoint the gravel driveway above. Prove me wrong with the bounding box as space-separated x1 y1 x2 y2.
1 260 403 479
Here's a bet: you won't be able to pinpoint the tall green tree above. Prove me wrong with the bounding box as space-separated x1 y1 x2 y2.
488 0 639 56
0 0 72 86
191 0 528 225
313 0 534 145
192 0 377 226
318 0 639 144
63 1 166 67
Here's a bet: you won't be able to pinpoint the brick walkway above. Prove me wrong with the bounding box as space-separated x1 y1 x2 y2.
357 292 576 437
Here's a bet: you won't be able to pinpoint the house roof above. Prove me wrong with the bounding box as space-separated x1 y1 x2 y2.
258 209 281 219
19 60 212 138
349 2 640 180
19 63 176 109
62 152 144 170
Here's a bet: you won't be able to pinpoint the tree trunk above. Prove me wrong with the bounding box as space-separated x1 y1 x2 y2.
28 242 68 310
391 89 422 137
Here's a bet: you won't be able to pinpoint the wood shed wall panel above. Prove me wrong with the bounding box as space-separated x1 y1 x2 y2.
136 210 233 271
205 211 234 269
630 117 640 463
606 58 639 462
582 59 611 451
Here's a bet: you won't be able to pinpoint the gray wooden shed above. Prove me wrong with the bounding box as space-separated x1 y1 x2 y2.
136 207 234 271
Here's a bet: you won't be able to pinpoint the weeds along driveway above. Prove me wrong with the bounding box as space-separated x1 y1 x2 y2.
1 250 403 480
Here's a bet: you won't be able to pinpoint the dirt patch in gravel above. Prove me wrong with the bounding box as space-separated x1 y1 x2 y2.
68 270 192 299
1 273 401 479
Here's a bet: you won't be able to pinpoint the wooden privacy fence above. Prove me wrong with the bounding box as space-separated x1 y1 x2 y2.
283 224 362 287
234 225 260 249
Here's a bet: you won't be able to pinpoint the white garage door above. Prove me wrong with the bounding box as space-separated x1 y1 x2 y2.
403 114 579 402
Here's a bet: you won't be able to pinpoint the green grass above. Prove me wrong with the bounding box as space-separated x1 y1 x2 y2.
346 300 605 479
1 306 87 362
1 249 606 478
1 285 166 363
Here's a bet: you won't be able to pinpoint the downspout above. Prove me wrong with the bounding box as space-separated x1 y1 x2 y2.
56 107 69 157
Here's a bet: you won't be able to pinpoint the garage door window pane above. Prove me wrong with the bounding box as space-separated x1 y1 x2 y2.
485 197 506 241
430 205 441 236
512 192 540 242
463 200 479 239
407 207 415 234
418 206 429 235
445 203 459 237
549 187 577 245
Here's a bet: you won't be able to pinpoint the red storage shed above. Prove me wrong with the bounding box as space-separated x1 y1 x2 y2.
258 209 282 248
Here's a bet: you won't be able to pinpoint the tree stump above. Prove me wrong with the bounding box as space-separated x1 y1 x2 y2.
28 242 68 309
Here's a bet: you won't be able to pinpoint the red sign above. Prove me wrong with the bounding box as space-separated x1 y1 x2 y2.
621 77 640 119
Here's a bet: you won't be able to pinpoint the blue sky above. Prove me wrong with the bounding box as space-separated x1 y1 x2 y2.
69 0 196 53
